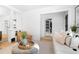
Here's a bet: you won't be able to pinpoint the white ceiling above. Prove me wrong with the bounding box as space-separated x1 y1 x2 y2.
11 5 52 12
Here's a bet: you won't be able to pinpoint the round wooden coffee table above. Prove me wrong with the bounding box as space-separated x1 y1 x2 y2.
12 43 39 54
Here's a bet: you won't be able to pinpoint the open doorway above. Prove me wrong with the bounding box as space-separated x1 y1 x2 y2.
40 11 68 40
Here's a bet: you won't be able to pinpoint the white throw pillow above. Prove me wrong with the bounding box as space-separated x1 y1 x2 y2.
70 35 79 49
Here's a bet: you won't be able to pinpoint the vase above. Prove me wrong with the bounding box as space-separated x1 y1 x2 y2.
22 39 27 46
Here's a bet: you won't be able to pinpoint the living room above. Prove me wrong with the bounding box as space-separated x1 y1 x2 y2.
0 5 79 54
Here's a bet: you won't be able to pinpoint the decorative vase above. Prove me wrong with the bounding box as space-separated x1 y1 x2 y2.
22 39 27 46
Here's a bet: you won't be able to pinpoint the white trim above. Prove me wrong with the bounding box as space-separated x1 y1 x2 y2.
4 5 22 13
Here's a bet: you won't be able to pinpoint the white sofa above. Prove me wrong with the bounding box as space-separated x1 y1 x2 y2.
53 32 79 54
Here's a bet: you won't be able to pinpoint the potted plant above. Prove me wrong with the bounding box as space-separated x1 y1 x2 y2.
22 32 27 46
71 19 77 33
71 25 77 33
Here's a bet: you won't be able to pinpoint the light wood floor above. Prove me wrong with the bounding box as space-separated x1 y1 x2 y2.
0 39 55 54
34 39 55 54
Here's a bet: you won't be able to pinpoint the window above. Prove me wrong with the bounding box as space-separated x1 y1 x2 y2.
45 19 52 33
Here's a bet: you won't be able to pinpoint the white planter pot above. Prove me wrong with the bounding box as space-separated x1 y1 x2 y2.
22 39 27 45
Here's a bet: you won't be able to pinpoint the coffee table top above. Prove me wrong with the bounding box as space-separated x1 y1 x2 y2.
12 43 39 54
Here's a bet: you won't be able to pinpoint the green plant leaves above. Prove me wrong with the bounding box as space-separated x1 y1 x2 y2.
71 25 77 32
22 32 27 39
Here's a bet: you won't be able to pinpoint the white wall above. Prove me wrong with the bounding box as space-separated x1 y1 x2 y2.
22 10 40 40
8 12 22 42
0 6 22 33
76 11 79 24
41 11 67 37
76 8 79 32
0 6 11 34
22 5 76 40
0 6 22 42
